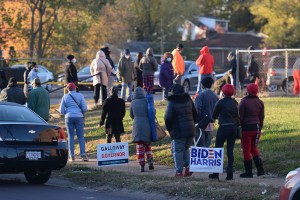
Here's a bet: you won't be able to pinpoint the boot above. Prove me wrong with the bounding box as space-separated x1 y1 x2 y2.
240 160 253 178
141 165 145 172
226 173 233 180
148 158 154 170
253 156 265 176
208 173 219 180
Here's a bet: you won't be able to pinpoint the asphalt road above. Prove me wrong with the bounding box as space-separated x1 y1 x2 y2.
0 174 161 200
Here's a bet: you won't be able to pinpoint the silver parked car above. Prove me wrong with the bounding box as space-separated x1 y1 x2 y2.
11 64 54 91
266 56 299 92
154 61 214 93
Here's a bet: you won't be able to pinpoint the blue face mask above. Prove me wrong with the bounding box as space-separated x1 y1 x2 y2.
166 57 172 62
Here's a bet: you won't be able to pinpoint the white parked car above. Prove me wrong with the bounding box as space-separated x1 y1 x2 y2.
11 64 54 91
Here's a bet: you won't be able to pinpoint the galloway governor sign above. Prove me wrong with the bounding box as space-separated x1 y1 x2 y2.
97 142 129 166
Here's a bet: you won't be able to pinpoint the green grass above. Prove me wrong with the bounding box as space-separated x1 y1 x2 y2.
51 97 300 175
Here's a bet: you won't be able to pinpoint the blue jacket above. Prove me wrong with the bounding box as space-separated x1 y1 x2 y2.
195 89 219 122
59 91 88 118
159 61 174 89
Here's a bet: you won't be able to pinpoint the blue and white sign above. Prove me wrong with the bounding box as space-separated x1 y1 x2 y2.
189 147 224 173
97 142 129 167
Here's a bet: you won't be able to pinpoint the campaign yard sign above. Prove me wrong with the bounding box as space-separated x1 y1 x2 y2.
189 147 224 173
97 142 129 167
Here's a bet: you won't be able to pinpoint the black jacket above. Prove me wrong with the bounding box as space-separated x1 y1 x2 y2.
100 95 126 134
0 82 26 105
64 62 78 83
212 97 239 126
164 93 197 139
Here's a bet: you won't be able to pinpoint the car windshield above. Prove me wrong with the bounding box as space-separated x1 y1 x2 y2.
0 105 45 123
78 66 91 75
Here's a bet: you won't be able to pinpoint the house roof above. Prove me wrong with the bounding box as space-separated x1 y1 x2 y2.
190 32 264 49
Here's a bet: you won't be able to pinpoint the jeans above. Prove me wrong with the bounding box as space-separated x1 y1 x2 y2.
197 74 213 93
94 83 107 104
65 117 86 157
215 124 237 173
171 137 194 173
195 128 213 147
121 81 134 101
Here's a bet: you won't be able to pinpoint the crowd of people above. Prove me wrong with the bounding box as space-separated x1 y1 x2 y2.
0 44 272 179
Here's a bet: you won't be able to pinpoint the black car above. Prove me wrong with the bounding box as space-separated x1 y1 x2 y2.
0 102 68 184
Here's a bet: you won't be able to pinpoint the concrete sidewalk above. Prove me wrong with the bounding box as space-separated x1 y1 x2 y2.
69 159 284 188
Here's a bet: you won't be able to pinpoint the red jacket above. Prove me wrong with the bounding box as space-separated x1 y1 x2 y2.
196 46 214 75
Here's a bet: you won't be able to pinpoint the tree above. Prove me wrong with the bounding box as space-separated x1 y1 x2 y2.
250 0 300 48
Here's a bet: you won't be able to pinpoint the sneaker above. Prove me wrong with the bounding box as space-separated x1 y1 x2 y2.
183 166 193 177
175 172 183 177
81 155 88 162
69 156 75 162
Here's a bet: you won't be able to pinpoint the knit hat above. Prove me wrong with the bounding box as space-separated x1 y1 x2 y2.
221 84 234 97
67 82 77 90
201 77 214 89
247 83 258 96
177 43 184 49
171 84 185 95
124 49 130 55
111 86 119 96
67 54 74 60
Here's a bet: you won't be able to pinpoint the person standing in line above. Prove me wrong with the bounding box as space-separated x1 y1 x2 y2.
134 52 144 88
64 54 78 86
159 52 174 99
227 51 246 91
0 77 26 105
27 62 39 92
90 50 112 105
27 78 50 121
59 82 88 162
118 49 135 102
101 46 117 97
130 87 154 172
0 70 8 91
239 83 265 178
171 43 185 84
100 86 126 143
164 84 197 177
209 84 239 180
292 58 300 96
247 46 259 84
23 61 36 97
194 77 218 147
139 48 158 94
195 46 214 95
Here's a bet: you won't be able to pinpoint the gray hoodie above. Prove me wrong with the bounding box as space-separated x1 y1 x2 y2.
139 48 158 76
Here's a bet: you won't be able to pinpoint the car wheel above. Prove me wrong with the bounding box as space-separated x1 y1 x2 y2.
24 169 52 184
267 85 278 92
183 80 190 93
282 78 294 93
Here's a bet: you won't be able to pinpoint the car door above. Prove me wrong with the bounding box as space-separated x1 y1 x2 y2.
187 63 199 89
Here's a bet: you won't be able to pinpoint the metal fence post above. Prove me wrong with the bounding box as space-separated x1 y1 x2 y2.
236 49 240 94
285 50 288 95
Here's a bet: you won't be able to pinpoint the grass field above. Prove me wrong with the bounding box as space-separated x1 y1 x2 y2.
52 97 300 176
50 97 300 199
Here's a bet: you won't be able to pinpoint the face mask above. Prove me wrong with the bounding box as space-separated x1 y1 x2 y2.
33 68 38 72
166 57 172 62
71 58 76 63
125 55 130 59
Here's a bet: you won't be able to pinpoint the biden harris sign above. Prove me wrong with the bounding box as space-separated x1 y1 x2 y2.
97 142 129 167
189 147 224 173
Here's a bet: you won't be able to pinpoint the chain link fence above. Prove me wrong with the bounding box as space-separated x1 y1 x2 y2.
236 49 300 96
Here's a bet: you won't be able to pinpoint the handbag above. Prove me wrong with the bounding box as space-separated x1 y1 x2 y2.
236 126 242 139
196 115 211 130
155 117 167 141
